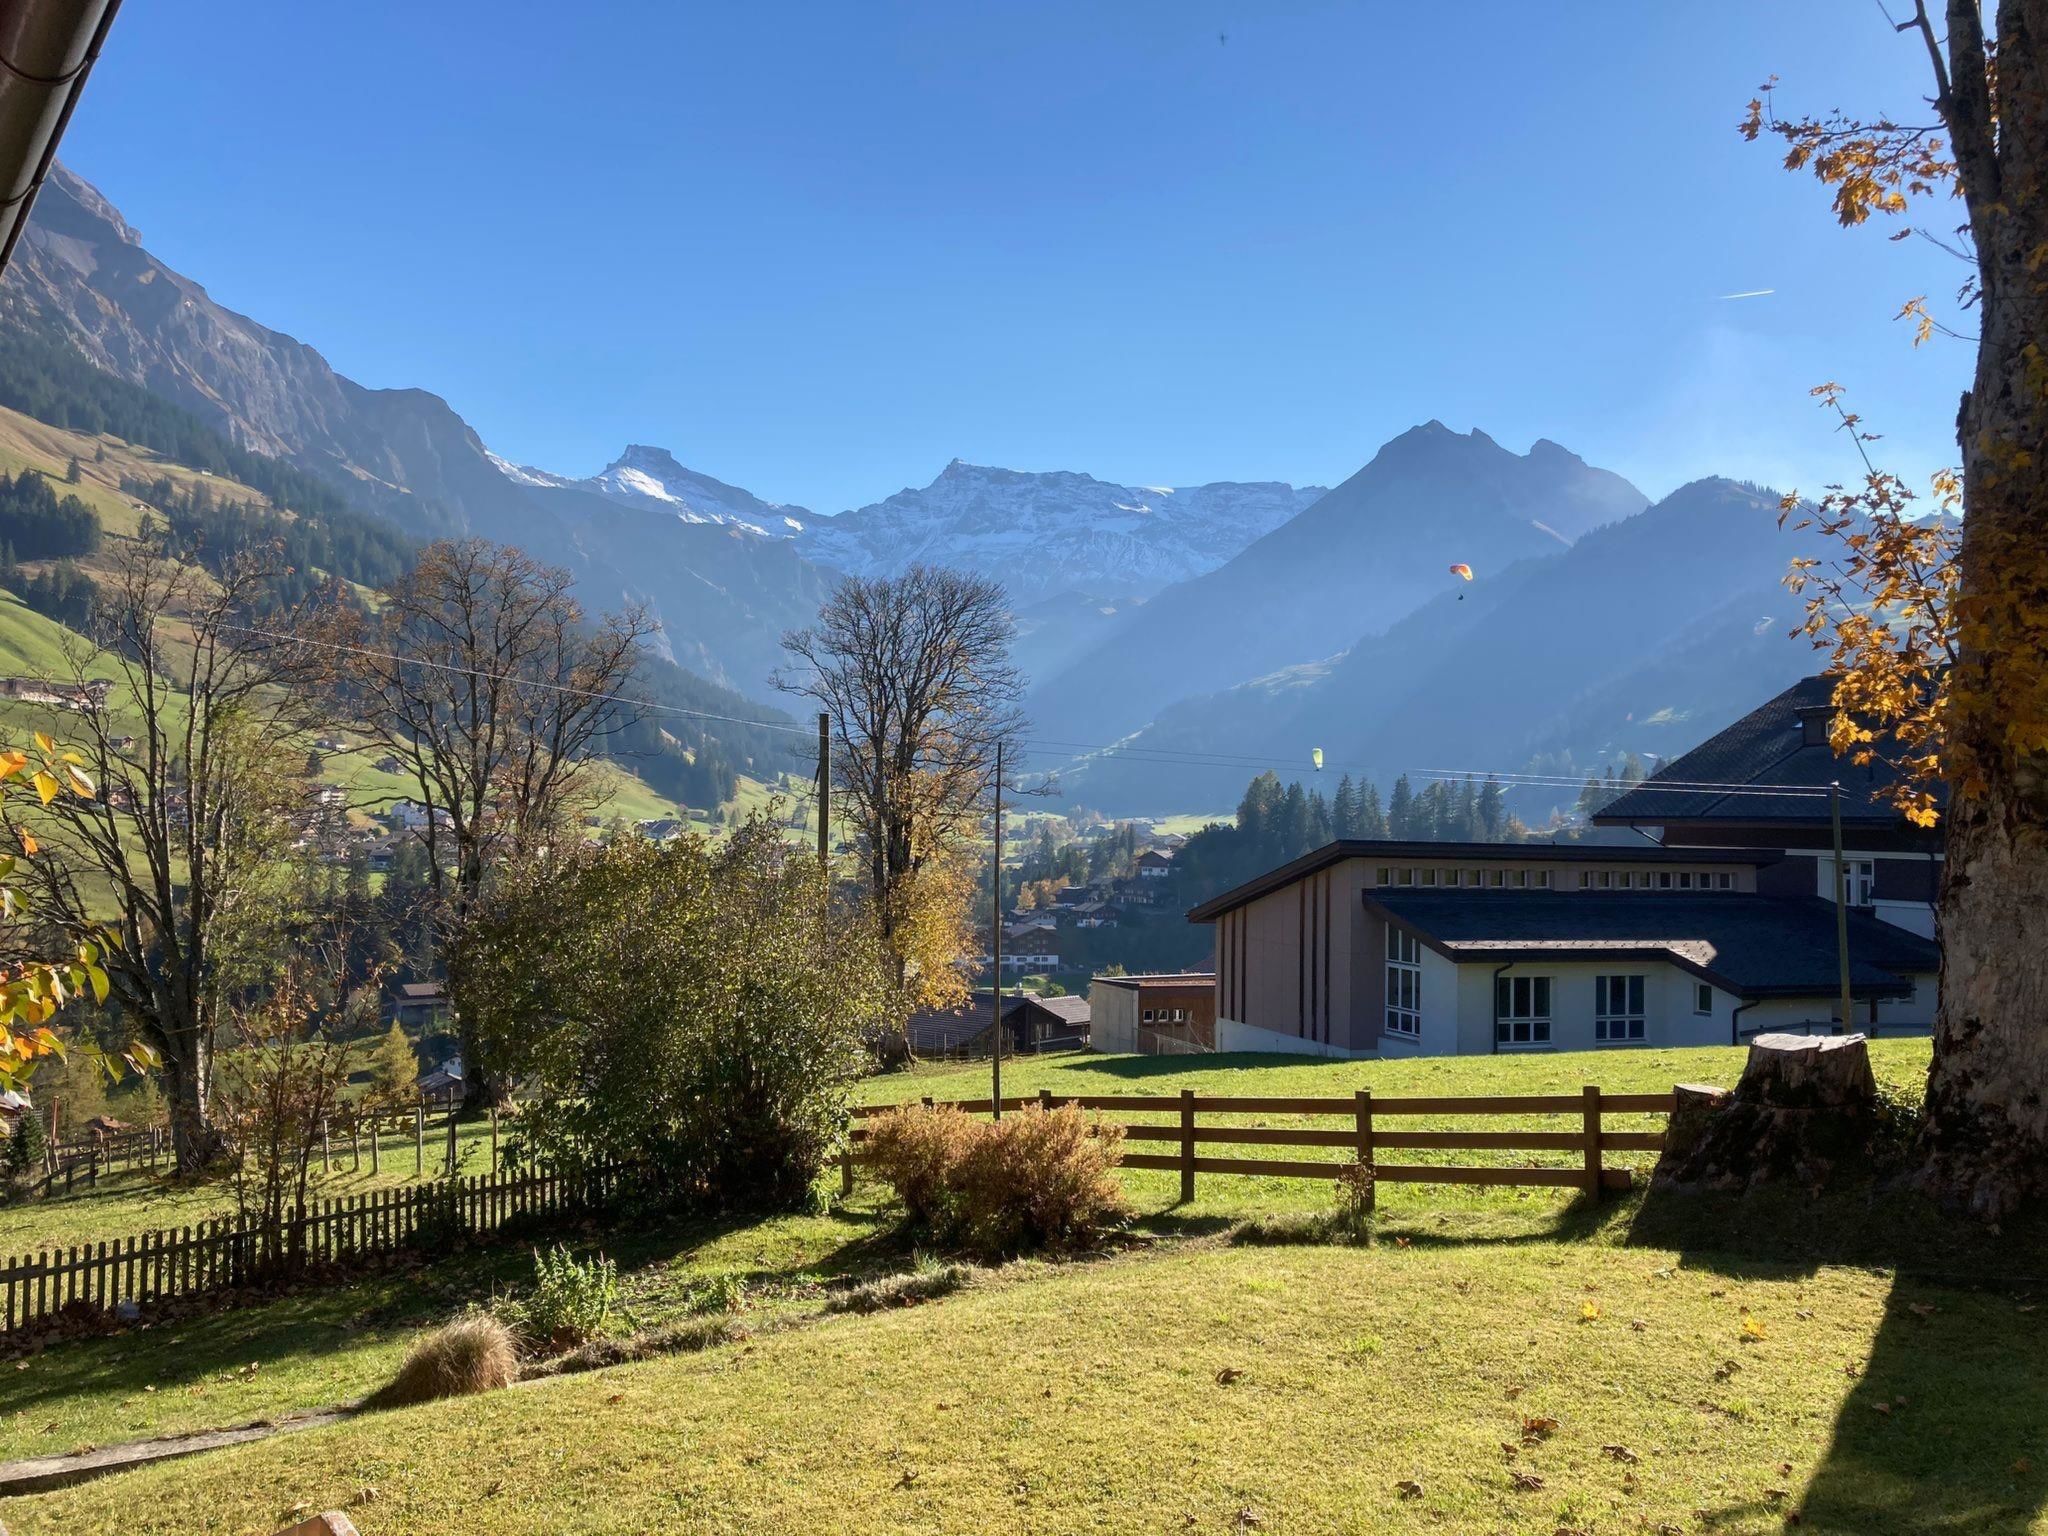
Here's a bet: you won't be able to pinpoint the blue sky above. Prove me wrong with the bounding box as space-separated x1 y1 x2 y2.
61 1 1972 514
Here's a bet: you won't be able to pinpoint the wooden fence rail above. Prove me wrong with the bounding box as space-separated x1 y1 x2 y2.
844 1087 1675 1203
0 1163 615 1336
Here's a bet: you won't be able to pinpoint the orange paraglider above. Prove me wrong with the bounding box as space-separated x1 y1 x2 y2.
1448 562 1473 581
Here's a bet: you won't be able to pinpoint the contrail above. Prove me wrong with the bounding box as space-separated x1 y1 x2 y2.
1717 288 1775 300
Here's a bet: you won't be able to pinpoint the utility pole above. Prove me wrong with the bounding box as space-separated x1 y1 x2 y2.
1830 780 1853 1033
990 738 1004 1121
816 712 831 867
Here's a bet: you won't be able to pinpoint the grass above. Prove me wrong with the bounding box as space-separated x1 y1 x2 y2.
7 1039 2039 1536
8 1227 2044 1535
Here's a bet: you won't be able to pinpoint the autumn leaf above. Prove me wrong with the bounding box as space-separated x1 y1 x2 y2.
1215 1367 1244 1386
1510 1470 1545 1492
1394 1479 1424 1499
1520 1415 1559 1443
1742 1315 1769 1341
1602 1444 1640 1464
1579 1300 1601 1322
30 770 57 806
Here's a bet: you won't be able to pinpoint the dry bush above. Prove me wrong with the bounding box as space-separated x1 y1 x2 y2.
862 1105 978 1230
865 1103 1125 1257
955 1104 1126 1255
369 1314 518 1408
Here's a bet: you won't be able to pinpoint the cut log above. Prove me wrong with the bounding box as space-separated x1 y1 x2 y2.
1653 1034 1880 1193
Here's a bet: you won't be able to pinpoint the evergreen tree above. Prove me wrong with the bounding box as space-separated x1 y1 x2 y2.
1331 774 1355 838
1237 771 1282 850
1278 782 1312 857
1415 781 1452 841
366 1021 419 1108
1478 777 1507 841
63 456 80 485
1356 780 1388 838
1307 788 1333 847
1452 778 1480 841
1387 774 1417 840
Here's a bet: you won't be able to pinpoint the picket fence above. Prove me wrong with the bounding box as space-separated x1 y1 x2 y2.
846 1085 1677 1203
0 1163 618 1335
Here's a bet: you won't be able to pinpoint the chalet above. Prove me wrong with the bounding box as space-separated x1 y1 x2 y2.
983 926 1061 973
1187 831 1938 1059
903 991 1092 1059
1089 973 1218 1054
0 676 108 712
391 980 449 1029
1136 848 1175 879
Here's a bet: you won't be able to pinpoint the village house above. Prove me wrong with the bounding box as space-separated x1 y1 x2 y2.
904 991 1092 1059
1180 679 1944 1060
1088 973 1218 1054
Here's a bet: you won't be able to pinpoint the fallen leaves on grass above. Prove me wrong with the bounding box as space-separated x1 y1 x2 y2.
1742 1315 1769 1341
1579 1301 1601 1322
1519 1415 1559 1444
1510 1469 1545 1492
1601 1443 1640 1464
1907 1302 1937 1318
1215 1366 1245 1385
1394 1479 1424 1499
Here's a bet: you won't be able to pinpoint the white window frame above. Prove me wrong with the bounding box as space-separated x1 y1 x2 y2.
1494 974 1552 1046
1594 974 1647 1043
1384 923 1422 1038
1693 982 1714 1016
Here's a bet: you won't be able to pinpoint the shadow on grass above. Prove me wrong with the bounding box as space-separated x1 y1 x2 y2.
1626 1178 2048 1532
1049 1052 1357 1082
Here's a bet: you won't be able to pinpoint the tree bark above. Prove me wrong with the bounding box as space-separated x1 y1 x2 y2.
1917 0 2048 1217
1654 1035 1879 1192
162 1035 227 1174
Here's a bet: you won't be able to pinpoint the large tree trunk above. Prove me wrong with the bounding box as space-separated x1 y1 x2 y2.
162 1035 226 1175
1916 0 2048 1219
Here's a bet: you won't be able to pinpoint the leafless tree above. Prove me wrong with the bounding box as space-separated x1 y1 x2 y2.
341 539 653 1111
2 538 329 1173
775 566 1024 1005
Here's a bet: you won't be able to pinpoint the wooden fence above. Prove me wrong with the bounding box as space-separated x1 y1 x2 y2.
0 1163 616 1335
846 1086 1675 1202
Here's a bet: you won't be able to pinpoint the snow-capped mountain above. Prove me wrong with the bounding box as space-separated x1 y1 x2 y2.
798 460 1326 605
573 445 808 536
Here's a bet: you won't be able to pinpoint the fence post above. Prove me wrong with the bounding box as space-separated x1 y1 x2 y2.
351 1117 361 1172
1038 1088 1052 1114
490 1107 499 1173
1179 1088 1196 1203
370 1117 380 1177
1582 1084 1603 1198
320 1118 330 1173
415 1103 425 1177
1354 1088 1376 1210
446 1107 458 1177
839 1113 854 1199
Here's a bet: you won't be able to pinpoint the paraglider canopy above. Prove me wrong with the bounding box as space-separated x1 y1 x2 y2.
1311 747 1324 772
1448 562 1473 581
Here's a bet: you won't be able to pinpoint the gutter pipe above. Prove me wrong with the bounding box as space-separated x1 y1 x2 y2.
0 0 124 274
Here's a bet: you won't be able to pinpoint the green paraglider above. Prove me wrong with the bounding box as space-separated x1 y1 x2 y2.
1311 747 1324 772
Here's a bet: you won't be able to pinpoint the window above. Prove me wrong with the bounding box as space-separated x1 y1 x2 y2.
1597 870 1613 890
1715 872 1734 891
1442 869 1459 887
1831 859 1876 907
1594 974 1646 1042
1384 923 1422 1038
1678 871 1694 890
1488 869 1505 888
1142 1009 1156 1023
1694 983 1713 1016
1494 974 1552 1045
1377 867 1389 886
1510 869 1528 888
1579 871 1592 889
1397 867 1414 886
1657 871 1674 890
1421 868 1437 887
1534 870 1551 889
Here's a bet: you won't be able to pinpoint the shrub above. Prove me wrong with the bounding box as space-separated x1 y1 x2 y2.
371 1314 518 1407
863 1105 977 1231
522 1244 618 1348
1330 1162 1376 1239
865 1103 1125 1258
953 1104 1126 1255
461 820 898 1214
3 1113 46 1202
681 1270 749 1317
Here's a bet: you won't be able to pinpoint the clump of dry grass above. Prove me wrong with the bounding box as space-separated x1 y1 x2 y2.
368 1314 518 1407
525 1313 748 1378
824 1259 975 1314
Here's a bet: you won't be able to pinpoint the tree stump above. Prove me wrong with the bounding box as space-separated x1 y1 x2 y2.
1653 1033 1880 1192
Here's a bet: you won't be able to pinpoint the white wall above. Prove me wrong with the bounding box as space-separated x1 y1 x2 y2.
1215 1015 1365 1058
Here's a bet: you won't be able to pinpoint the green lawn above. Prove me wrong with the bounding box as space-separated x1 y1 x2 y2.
9 1227 2042 1535
7 1039 2037 1536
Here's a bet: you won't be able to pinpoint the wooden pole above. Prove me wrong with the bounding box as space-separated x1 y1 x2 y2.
489 1106 499 1173
1830 781 1853 1032
414 1102 424 1177
990 738 1004 1121
370 1116 380 1176
320 1118 330 1173
1354 1087 1376 1210
1179 1088 1196 1204
1582 1084 1603 1198
816 711 831 866
445 1106 458 1177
